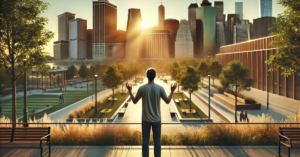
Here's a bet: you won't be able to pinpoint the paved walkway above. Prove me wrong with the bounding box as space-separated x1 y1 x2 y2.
114 79 178 123
47 89 111 122
0 146 298 157
203 78 300 122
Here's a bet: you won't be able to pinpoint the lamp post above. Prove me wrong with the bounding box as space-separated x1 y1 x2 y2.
95 74 98 113
208 72 211 121
267 73 269 110
23 59 28 127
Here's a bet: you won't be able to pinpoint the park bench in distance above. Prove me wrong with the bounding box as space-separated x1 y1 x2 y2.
278 127 300 157
169 108 176 117
0 127 51 157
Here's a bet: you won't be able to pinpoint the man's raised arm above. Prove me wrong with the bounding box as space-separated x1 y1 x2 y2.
162 83 177 104
126 83 139 104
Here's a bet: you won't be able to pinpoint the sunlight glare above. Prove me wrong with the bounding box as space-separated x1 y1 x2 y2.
141 21 147 29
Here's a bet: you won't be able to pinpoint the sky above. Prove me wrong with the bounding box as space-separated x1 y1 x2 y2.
41 0 285 56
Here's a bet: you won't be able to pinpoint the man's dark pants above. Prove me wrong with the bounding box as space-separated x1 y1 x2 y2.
142 121 161 157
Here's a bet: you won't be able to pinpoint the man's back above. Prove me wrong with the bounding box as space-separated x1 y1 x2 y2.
136 84 167 122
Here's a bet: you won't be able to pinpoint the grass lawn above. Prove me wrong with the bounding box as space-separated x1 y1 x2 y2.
81 93 129 118
172 93 208 118
1 86 105 120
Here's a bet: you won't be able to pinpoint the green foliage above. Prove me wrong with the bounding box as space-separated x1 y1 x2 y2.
128 63 140 79
209 60 223 85
0 0 54 76
78 64 88 79
220 60 254 96
198 60 209 79
88 65 96 78
102 64 123 99
66 65 77 80
179 66 201 93
169 61 180 81
266 0 300 76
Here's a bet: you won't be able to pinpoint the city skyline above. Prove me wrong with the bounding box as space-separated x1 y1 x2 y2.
41 0 285 56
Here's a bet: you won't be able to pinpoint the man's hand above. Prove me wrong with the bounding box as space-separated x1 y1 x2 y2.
171 83 177 92
126 83 132 92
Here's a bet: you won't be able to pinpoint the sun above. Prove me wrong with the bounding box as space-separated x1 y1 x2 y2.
141 21 147 29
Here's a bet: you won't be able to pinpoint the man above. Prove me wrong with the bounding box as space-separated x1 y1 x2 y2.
240 111 244 122
126 68 177 157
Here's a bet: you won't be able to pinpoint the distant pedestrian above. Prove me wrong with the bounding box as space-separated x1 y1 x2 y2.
65 86 66 91
59 94 62 103
0 105 2 116
32 110 35 121
244 111 249 123
62 95 65 102
240 111 244 122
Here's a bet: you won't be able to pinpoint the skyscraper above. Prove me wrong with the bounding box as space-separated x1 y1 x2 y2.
188 3 198 43
93 0 117 59
253 17 276 39
214 1 224 22
54 12 75 60
225 14 240 45
164 19 180 58
158 3 165 29
144 30 170 59
175 20 194 59
69 18 87 59
260 0 272 17
235 2 243 20
86 29 93 59
196 0 216 58
58 12 75 41
126 9 142 58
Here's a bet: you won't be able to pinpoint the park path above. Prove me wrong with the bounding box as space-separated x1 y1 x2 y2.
203 78 300 122
0 146 298 157
46 89 111 122
114 79 177 123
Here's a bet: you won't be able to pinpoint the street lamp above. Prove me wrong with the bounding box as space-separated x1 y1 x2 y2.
94 74 98 113
23 59 28 127
267 73 269 110
208 72 211 121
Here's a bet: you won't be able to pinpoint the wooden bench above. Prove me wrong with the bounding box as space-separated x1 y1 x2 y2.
278 127 300 157
0 127 51 157
119 108 126 116
175 99 179 104
169 109 176 117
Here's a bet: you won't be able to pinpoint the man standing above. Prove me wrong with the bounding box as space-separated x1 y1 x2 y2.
126 68 177 157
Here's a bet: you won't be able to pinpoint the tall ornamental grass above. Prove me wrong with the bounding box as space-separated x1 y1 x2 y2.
1 110 300 145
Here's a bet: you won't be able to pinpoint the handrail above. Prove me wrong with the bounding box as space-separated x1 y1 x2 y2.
1 123 300 125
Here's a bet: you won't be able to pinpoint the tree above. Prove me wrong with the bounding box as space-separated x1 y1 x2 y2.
178 66 201 112
208 60 223 85
102 64 123 103
170 61 182 92
66 65 77 80
266 0 300 76
198 60 209 85
219 60 254 123
0 0 54 126
78 63 88 80
88 65 96 78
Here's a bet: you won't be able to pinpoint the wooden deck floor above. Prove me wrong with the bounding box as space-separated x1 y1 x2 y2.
0 146 299 157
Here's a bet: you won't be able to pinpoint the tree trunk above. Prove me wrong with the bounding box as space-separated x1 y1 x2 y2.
235 81 237 123
87 78 88 96
190 92 192 113
112 88 114 105
12 79 17 127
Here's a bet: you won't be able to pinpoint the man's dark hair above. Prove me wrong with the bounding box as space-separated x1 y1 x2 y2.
146 68 156 81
